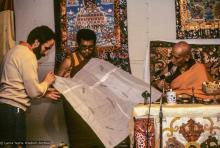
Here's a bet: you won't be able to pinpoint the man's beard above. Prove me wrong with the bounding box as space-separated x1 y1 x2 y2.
33 46 45 60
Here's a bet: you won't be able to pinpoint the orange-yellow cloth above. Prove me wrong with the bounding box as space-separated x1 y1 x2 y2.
171 62 214 100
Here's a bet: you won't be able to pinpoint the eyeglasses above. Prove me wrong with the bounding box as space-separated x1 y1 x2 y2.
79 45 95 51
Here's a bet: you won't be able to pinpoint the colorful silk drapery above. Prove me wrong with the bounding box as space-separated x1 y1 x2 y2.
132 104 220 148
0 0 15 63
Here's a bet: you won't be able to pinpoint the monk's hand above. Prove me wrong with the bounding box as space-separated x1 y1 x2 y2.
156 80 170 91
45 87 61 100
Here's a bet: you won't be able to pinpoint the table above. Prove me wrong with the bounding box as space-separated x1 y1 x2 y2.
131 104 220 148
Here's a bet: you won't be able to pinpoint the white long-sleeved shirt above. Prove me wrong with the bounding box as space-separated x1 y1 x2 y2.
0 44 48 111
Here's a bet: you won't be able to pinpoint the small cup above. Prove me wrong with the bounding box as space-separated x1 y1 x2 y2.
166 89 176 104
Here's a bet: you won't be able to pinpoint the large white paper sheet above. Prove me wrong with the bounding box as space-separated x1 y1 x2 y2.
53 58 161 148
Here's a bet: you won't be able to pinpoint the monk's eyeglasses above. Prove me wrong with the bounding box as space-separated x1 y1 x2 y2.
79 45 95 51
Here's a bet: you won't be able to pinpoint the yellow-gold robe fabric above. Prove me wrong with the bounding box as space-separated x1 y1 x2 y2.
0 0 15 63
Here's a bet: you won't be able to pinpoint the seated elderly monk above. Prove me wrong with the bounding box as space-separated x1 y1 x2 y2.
157 41 214 101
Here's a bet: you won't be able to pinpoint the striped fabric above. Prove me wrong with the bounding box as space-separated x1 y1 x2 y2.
0 0 15 64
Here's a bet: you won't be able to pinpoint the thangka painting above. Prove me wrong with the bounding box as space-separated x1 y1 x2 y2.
54 0 130 72
176 0 220 39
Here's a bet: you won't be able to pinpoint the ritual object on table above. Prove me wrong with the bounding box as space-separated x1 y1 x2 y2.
202 81 220 94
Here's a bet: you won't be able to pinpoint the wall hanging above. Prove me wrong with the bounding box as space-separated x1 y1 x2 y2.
176 0 220 39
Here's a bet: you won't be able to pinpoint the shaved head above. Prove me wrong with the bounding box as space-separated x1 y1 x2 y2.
173 41 191 56
171 41 191 66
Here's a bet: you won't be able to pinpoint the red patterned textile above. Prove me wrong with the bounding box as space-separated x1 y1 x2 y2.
134 118 155 148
